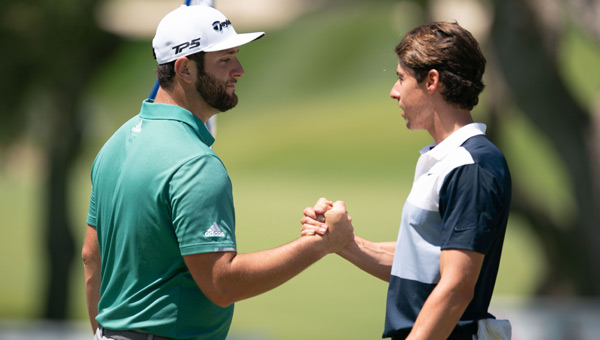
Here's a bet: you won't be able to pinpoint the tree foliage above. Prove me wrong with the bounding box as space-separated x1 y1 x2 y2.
0 0 121 318
489 0 600 295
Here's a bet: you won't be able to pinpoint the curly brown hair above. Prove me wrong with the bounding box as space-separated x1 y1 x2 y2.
395 22 486 110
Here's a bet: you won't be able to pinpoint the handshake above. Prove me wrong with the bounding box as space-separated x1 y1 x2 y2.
300 198 355 254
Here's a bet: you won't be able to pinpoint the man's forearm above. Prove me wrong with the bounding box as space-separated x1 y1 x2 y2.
407 279 474 339
337 235 395 282
82 225 101 334
221 236 331 303
186 200 354 307
84 267 100 333
407 249 484 340
185 235 331 307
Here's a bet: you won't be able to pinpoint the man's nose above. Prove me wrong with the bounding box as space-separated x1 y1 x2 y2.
390 83 400 99
232 59 245 79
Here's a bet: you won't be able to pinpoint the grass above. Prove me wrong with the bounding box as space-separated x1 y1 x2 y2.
2 0 597 339
0 172 44 318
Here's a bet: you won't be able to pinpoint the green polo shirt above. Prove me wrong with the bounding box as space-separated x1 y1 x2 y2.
87 100 236 339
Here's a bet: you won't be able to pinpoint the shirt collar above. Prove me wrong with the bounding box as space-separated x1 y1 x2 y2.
419 123 486 159
139 99 215 147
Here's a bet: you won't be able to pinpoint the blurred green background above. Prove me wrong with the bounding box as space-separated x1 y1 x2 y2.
1 0 600 339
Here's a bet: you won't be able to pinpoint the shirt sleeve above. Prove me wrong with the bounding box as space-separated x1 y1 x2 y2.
87 155 100 227
169 154 236 256
438 163 505 254
87 187 97 227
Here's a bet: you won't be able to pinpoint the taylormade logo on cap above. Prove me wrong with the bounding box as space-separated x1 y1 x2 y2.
212 20 232 32
152 5 264 65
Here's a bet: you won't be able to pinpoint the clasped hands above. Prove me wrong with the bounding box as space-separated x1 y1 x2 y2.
300 198 354 253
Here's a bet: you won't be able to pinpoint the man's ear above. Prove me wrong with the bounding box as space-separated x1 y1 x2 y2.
426 69 440 94
174 57 195 85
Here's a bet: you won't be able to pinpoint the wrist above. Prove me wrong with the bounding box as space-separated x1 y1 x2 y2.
336 235 358 258
300 234 331 258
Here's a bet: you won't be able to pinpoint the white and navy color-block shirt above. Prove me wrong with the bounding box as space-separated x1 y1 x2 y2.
383 123 511 338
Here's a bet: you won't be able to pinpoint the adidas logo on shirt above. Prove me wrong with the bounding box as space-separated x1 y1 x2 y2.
131 119 143 133
205 222 225 237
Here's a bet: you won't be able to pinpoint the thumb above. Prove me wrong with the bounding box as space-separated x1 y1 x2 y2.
324 201 347 223
314 197 333 214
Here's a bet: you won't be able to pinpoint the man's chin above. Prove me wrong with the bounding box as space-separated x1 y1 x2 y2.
212 99 238 113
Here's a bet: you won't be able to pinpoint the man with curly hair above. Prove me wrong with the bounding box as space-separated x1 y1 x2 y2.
303 22 512 340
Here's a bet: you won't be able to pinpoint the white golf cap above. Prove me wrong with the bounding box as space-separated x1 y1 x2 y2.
152 5 265 64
